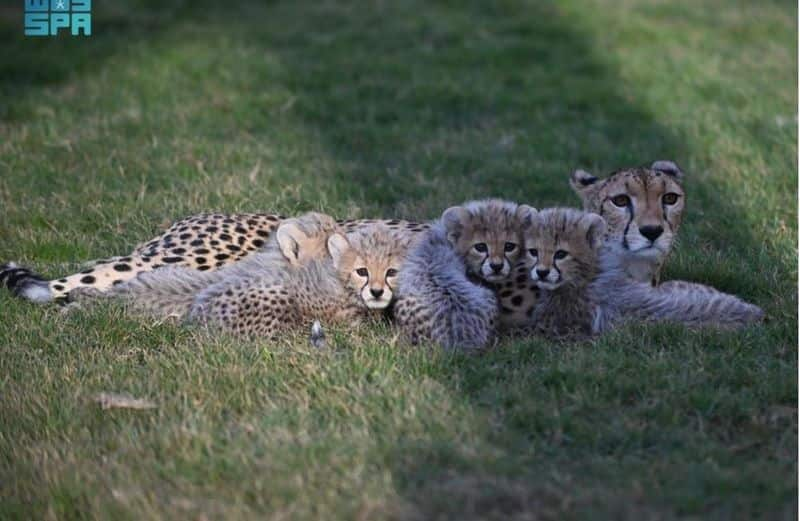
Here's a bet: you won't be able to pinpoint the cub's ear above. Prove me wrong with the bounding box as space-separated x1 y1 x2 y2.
326 233 350 269
651 160 684 181
441 205 470 243
569 169 600 201
515 204 538 229
578 213 607 250
276 220 308 266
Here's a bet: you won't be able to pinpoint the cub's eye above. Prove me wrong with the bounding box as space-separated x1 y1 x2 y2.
473 243 488 253
528 248 538 257
554 250 568 260
611 194 631 207
662 192 679 205
504 242 517 252
355 268 369 277
386 268 398 278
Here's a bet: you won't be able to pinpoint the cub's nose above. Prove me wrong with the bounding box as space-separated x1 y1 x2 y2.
370 288 384 298
639 225 664 242
489 262 504 273
536 268 550 279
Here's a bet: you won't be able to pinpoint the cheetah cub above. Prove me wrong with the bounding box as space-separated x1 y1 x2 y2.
393 199 536 351
522 208 764 339
188 220 414 338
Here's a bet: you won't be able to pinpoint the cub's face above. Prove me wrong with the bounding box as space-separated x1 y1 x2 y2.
570 161 685 264
523 208 605 290
442 200 536 283
346 253 402 309
328 225 411 310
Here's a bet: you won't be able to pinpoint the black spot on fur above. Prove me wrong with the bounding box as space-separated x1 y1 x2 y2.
511 295 523 307
59 278 67 283
515 274 527 283
163 257 183 263
256 230 270 238
226 245 241 252
252 239 264 248
237 236 246 245
113 263 132 272
172 248 186 255
179 233 192 240
112 280 124 286
197 265 210 271
235 226 247 234
53 284 64 291
195 248 210 255
219 233 232 241
215 253 229 261
80 275 96 284
196 257 207 264
190 239 204 247
80 268 94 274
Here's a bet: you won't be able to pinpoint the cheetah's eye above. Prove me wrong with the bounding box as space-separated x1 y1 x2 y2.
473 243 488 253
611 194 631 207
386 268 398 278
355 268 369 277
554 250 568 260
504 242 517 252
662 192 680 205
528 248 538 257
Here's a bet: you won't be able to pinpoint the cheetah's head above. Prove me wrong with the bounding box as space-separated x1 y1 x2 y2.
442 199 536 283
328 224 414 310
570 161 684 282
523 208 605 291
275 212 342 266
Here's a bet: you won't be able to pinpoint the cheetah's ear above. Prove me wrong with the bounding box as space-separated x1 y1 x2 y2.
276 220 307 266
569 169 601 203
651 160 684 181
326 233 350 269
441 205 469 243
578 213 607 250
515 204 538 230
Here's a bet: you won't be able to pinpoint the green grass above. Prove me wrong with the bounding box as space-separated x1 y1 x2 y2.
0 1 796 518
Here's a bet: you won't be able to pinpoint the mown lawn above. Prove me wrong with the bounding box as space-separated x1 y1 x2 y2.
0 1 796 519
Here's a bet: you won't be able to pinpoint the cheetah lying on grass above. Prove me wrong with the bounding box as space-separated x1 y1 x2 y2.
521 208 764 339
0 213 428 304
66 212 417 339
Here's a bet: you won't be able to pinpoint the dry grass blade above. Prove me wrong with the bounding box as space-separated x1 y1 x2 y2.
94 392 157 410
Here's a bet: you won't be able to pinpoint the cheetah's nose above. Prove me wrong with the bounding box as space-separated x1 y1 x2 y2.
370 288 384 298
536 268 550 279
639 225 664 242
489 262 504 273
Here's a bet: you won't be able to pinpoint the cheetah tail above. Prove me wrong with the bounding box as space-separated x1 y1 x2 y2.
0 262 54 303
